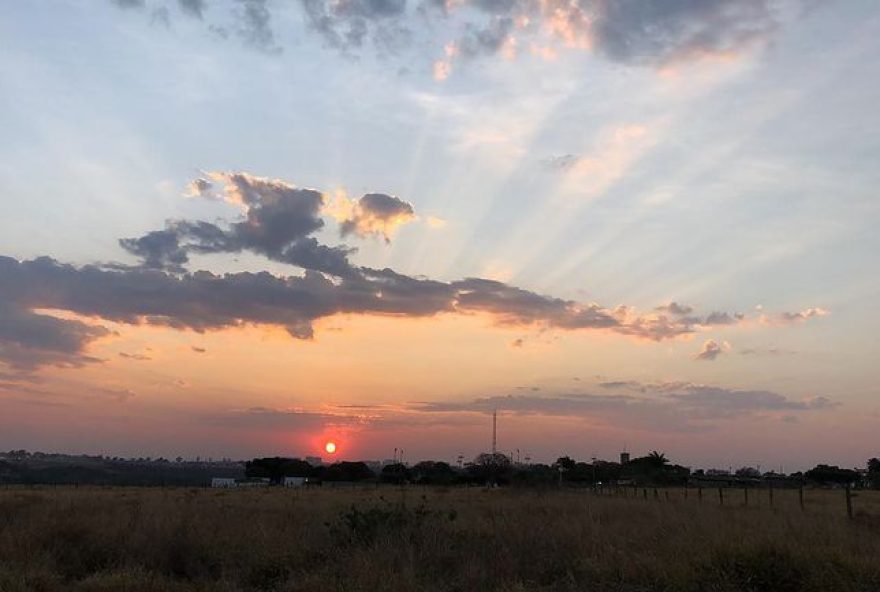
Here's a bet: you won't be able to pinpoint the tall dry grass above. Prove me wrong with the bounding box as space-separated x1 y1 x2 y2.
0 485 878 591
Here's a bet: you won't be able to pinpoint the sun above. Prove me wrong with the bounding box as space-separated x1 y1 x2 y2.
324 441 337 455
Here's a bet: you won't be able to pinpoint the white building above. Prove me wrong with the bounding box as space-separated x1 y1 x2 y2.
211 477 237 488
283 476 306 487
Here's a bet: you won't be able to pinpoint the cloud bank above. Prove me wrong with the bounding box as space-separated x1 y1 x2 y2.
109 0 811 75
0 171 826 371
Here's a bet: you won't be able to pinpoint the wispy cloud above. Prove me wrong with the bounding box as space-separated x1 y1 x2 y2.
407 379 839 432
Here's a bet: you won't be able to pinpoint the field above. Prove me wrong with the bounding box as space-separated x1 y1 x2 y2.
1 485 879 592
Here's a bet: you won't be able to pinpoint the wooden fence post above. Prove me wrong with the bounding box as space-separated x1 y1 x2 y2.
718 487 724 506
744 487 749 507
845 485 854 519
799 486 805 511
769 484 774 507
698 487 703 503
643 488 648 500
665 490 669 501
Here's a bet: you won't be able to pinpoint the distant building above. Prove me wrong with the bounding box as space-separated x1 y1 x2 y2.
305 456 322 466
283 476 306 487
211 477 237 488
620 452 630 465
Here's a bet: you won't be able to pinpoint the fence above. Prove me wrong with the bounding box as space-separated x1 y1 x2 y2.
586 483 874 519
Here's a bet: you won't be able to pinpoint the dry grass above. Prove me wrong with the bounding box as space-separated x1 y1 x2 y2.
1 485 879 591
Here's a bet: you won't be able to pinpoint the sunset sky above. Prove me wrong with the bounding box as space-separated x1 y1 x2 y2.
1 0 878 470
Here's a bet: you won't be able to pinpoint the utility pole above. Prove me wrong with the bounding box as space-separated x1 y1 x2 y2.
492 409 497 455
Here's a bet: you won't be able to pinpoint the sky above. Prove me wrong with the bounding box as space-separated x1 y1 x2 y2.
1 0 878 470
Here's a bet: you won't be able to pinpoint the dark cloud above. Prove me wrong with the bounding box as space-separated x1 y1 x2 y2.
704 311 743 325
655 302 694 316
178 0 206 18
113 0 145 9
111 0 804 72
589 0 783 65
0 301 110 371
122 173 357 277
119 352 152 361
235 0 280 53
2 169 826 371
301 0 410 52
0 252 761 371
119 229 188 273
339 193 416 242
457 16 515 59
191 346 207 353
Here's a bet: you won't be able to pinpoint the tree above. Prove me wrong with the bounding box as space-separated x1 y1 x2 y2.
554 456 576 472
245 457 314 484
735 467 761 478
411 461 457 485
467 453 512 485
647 451 668 468
623 452 688 486
867 458 880 489
804 464 858 486
380 463 410 484
321 461 374 482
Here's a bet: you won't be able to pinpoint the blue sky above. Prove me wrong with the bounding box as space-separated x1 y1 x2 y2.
1 0 878 467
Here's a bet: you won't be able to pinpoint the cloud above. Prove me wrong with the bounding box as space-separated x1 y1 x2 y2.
119 229 189 273
235 0 280 53
0 302 110 371
656 302 694 316
542 154 581 171
191 346 207 353
203 406 354 430
588 0 783 65
301 0 409 53
119 352 152 361
113 0 145 9
333 193 416 242
410 381 839 431
109 0 809 74
1 169 826 370
178 0 205 19
598 380 644 390
739 347 796 356
0 253 764 371
122 172 358 277
694 339 729 361
667 386 839 418
777 307 830 323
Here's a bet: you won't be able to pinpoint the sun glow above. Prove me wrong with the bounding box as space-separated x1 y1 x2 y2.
324 441 337 454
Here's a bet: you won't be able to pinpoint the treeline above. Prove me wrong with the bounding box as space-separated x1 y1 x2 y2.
244 452 690 487
0 454 243 486
247 452 880 489
3 449 879 488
